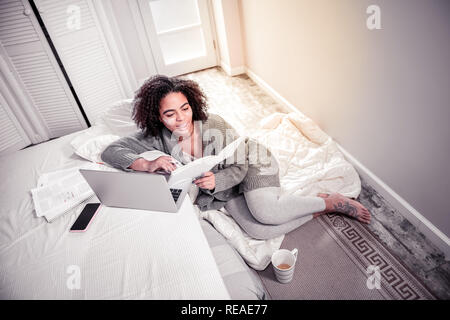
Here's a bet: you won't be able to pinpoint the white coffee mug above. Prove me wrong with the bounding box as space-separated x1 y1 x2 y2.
271 248 298 283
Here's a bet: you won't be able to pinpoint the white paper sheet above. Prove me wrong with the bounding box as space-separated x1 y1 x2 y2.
168 136 245 186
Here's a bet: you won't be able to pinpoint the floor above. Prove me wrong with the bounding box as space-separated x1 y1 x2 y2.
358 177 450 299
186 67 449 300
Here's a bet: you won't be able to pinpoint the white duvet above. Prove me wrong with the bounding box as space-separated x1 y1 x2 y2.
71 100 361 270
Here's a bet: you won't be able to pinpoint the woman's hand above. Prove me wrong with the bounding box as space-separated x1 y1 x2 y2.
130 156 177 173
194 171 215 190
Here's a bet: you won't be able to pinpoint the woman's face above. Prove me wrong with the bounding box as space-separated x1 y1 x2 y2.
159 91 194 138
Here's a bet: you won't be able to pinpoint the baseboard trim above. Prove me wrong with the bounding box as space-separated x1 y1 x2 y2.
245 67 450 260
220 60 246 77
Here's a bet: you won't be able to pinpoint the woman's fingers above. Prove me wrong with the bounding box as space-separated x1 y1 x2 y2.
167 157 177 171
195 171 213 182
196 181 213 189
194 172 215 190
196 181 206 188
156 157 177 171
194 175 210 184
165 163 176 172
167 162 176 171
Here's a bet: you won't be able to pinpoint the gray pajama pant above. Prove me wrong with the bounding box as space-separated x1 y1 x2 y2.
224 187 326 240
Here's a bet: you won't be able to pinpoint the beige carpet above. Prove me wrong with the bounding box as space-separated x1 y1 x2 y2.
256 214 436 300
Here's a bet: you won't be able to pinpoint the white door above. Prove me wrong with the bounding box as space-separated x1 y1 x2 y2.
138 0 217 76
35 0 130 124
0 0 88 141
0 91 31 155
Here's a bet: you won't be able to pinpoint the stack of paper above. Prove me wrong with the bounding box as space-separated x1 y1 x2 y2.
31 162 117 222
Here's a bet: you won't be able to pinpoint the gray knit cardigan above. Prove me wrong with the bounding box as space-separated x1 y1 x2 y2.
100 113 280 211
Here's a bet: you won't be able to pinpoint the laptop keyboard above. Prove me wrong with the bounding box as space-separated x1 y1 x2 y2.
170 188 182 203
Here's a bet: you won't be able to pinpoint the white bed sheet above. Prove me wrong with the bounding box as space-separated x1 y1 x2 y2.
0 132 230 299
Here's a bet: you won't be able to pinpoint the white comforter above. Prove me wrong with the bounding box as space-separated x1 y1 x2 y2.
69 100 361 270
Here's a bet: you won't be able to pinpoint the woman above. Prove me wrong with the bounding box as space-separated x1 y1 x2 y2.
101 75 371 240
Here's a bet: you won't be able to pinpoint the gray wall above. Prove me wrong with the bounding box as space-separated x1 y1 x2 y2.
239 0 450 236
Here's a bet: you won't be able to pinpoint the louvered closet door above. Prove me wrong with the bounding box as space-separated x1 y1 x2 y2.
0 0 88 139
0 91 30 155
35 0 127 124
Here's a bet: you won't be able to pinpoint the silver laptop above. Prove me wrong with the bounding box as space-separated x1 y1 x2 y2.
79 169 192 213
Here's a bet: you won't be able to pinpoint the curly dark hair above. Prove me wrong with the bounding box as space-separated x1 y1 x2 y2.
132 75 209 137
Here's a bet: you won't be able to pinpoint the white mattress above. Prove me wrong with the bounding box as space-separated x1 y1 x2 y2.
0 132 230 299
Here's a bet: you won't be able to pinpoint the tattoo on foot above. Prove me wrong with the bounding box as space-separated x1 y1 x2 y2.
333 200 358 218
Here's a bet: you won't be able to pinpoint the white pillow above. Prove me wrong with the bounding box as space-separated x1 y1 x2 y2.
71 99 139 162
94 99 139 136
287 112 330 145
71 132 120 163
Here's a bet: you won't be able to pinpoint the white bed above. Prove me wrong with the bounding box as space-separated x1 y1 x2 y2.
0 130 267 300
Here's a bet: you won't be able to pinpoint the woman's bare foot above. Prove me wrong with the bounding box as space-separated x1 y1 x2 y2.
317 193 371 224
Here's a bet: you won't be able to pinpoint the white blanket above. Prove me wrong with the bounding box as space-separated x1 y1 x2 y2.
70 101 361 271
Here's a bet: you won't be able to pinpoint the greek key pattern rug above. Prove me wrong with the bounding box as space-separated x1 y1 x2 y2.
317 213 436 300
